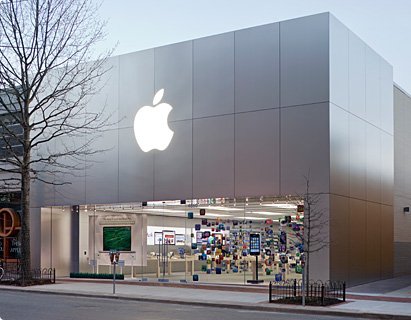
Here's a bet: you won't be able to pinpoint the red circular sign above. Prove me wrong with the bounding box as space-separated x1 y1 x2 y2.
0 208 21 237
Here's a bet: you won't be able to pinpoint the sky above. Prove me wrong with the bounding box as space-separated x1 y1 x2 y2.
97 0 411 93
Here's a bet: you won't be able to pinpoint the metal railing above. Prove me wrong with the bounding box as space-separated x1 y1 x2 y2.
269 279 346 306
0 266 55 285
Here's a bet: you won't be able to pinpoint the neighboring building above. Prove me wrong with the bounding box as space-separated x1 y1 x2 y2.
3 12 410 286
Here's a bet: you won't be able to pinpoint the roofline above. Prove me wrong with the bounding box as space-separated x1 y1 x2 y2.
394 82 411 99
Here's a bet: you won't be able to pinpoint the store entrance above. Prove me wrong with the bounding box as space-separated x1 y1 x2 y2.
43 196 305 284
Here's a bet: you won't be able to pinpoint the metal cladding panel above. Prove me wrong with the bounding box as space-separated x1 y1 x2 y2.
330 194 349 283
280 103 330 195
154 120 192 201
234 23 280 112
381 205 394 278
193 115 234 199
349 198 367 285
306 193 330 282
280 13 329 107
118 127 154 203
118 50 154 129
381 132 394 206
349 116 367 200
155 41 193 122
87 57 119 125
235 109 280 197
43 134 86 206
85 129 119 204
365 46 381 127
330 104 350 196
349 33 366 119
330 15 349 110
193 33 234 118
380 61 394 134
366 202 382 282
366 124 381 203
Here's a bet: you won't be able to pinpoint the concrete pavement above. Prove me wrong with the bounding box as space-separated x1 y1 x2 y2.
1 276 411 319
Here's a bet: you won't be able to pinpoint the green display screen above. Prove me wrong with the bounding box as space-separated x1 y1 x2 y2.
103 226 131 251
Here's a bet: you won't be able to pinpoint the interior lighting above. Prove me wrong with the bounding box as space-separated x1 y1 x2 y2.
200 213 233 217
234 216 266 220
246 211 285 216
142 208 186 213
198 206 242 211
261 203 297 209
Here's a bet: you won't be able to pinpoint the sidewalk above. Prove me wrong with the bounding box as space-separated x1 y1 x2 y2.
1 276 411 319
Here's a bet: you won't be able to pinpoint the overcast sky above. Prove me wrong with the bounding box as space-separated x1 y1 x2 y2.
98 0 411 93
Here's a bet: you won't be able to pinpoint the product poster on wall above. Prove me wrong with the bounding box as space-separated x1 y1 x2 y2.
154 232 163 245
196 232 203 244
162 230 175 245
175 234 185 245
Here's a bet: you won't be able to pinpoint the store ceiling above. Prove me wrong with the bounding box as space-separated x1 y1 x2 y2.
79 196 304 220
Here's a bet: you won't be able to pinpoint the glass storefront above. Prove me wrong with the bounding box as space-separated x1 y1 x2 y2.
43 196 305 285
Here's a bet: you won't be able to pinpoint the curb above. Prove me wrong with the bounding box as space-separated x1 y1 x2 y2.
1 286 410 320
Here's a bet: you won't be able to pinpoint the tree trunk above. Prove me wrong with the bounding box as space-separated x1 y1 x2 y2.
20 123 32 280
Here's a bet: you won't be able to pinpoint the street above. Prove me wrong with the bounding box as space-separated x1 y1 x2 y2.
0 291 358 320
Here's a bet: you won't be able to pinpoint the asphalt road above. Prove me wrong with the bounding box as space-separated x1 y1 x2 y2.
0 291 358 320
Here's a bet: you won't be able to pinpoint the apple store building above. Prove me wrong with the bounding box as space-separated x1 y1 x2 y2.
4 12 411 287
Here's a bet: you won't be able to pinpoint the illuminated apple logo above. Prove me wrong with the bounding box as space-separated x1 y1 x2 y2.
134 89 174 152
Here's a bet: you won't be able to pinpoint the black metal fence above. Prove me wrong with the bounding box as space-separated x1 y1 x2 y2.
269 279 346 306
0 266 55 285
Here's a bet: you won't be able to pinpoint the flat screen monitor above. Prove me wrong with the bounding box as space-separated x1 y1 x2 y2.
103 226 131 251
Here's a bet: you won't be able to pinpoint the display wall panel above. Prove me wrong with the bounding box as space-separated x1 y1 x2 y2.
154 41 192 122
193 115 234 198
85 129 119 204
118 127 154 203
349 198 367 285
366 125 381 203
280 103 330 194
154 120 192 201
380 61 394 134
193 33 234 118
365 47 381 127
235 109 280 197
366 202 382 282
234 23 280 113
348 32 366 119
330 104 349 196
329 15 349 111
381 205 394 278
118 50 154 129
349 116 366 200
280 13 329 107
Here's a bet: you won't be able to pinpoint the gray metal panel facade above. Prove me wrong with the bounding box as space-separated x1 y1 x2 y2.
329 15 394 285
234 23 280 112
393 85 411 276
30 12 396 285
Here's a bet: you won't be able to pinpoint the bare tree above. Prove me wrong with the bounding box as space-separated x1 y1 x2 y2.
302 176 328 283
0 0 112 279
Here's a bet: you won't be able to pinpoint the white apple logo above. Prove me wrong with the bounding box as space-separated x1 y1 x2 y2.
134 89 174 152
